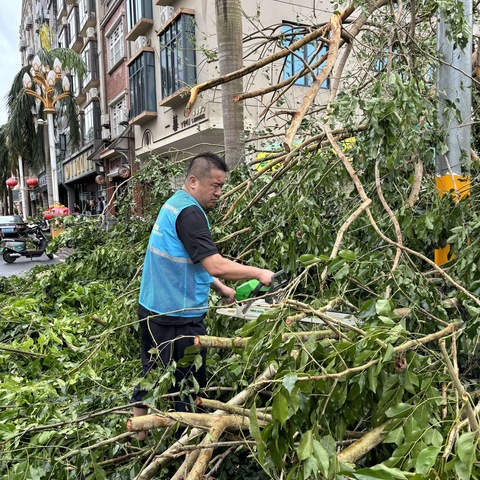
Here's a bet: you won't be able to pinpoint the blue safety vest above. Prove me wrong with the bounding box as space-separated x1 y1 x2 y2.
139 190 214 317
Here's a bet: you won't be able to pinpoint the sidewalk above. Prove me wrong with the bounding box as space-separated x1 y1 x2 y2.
55 246 75 260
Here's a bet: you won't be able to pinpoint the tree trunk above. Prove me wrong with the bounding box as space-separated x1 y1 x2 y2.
215 0 245 170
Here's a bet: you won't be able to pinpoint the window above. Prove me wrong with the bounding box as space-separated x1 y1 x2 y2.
108 21 124 69
129 51 156 118
282 25 329 89
68 7 79 47
126 0 153 31
159 14 196 99
111 97 127 138
58 26 70 49
84 101 100 144
70 73 83 97
82 43 99 87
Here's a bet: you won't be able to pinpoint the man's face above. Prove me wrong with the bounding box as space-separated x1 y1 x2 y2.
191 168 226 210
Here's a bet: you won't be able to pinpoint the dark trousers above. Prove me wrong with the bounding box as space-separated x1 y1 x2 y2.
131 305 207 413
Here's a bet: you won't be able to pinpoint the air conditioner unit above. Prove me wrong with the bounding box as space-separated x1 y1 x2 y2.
24 15 33 28
86 27 95 38
160 6 174 25
134 35 149 50
101 128 111 141
19 39 27 51
101 114 110 127
26 46 35 59
89 87 98 98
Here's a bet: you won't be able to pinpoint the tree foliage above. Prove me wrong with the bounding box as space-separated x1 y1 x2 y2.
1 0 480 479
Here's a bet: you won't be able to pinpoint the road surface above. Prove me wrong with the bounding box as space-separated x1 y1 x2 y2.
0 252 66 278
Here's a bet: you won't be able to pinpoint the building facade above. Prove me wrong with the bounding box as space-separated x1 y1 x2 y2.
18 0 333 214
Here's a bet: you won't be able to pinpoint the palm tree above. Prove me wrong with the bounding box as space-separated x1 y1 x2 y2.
4 47 85 207
215 0 245 170
0 125 16 214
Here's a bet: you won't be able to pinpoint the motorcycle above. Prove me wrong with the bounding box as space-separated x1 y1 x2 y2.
38 217 50 232
1 223 54 263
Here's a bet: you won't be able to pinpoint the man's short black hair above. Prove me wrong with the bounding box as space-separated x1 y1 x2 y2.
186 152 228 180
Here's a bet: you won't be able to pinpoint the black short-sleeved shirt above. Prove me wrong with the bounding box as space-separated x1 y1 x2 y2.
176 205 218 263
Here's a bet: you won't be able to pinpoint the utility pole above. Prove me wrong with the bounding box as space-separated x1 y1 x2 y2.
435 0 473 265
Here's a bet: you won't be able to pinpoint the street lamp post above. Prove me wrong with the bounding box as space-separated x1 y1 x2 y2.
22 55 71 207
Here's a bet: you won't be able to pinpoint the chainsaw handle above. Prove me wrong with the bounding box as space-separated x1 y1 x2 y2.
250 270 287 297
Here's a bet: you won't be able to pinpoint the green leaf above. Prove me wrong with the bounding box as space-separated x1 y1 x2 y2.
384 427 404 445
376 299 393 315
298 254 321 266
454 431 476 479
272 392 289 424
385 403 414 418
339 249 356 261
415 445 440 475
312 439 330 476
282 373 297 394
297 429 313 461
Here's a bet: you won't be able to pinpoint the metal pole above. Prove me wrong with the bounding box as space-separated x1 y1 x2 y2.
18 155 28 221
435 0 473 265
436 4 472 177
46 112 60 205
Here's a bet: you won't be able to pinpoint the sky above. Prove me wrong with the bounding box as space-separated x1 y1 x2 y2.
0 3 22 126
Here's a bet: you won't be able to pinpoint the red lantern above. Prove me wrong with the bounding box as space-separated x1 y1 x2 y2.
6 177 18 189
26 177 39 189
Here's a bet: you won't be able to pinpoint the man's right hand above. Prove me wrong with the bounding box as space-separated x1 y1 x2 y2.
258 269 275 286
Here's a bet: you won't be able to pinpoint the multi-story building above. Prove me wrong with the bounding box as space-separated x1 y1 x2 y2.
18 0 332 214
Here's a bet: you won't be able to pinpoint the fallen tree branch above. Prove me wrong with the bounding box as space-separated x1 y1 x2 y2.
184 24 330 116
185 417 230 480
195 397 273 423
252 322 462 386
135 364 277 480
283 14 342 152
337 420 392 463
0 345 45 358
321 199 372 285
439 339 479 435
194 330 338 349
127 410 266 434
375 157 403 275
405 157 423 208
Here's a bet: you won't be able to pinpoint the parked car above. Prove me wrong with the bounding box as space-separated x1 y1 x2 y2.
0 215 27 239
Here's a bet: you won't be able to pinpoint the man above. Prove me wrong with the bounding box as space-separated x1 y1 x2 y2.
131 152 274 439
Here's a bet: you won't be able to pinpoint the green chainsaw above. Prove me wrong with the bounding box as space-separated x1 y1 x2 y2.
217 270 357 325
217 270 288 320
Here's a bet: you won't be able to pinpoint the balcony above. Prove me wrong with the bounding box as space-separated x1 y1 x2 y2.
57 1 67 22
79 11 96 37
82 42 100 93
158 88 190 108
125 18 154 42
129 111 157 126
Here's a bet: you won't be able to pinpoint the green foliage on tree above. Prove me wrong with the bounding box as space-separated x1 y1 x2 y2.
0 0 480 478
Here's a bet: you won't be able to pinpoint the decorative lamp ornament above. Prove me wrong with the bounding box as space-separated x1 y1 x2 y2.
22 72 33 89
32 55 41 72
26 177 39 189
62 76 70 92
47 70 56 87
6 177 18 189
53 58 62 75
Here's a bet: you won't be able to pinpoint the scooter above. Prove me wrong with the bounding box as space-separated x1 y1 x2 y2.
1 224 54 263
